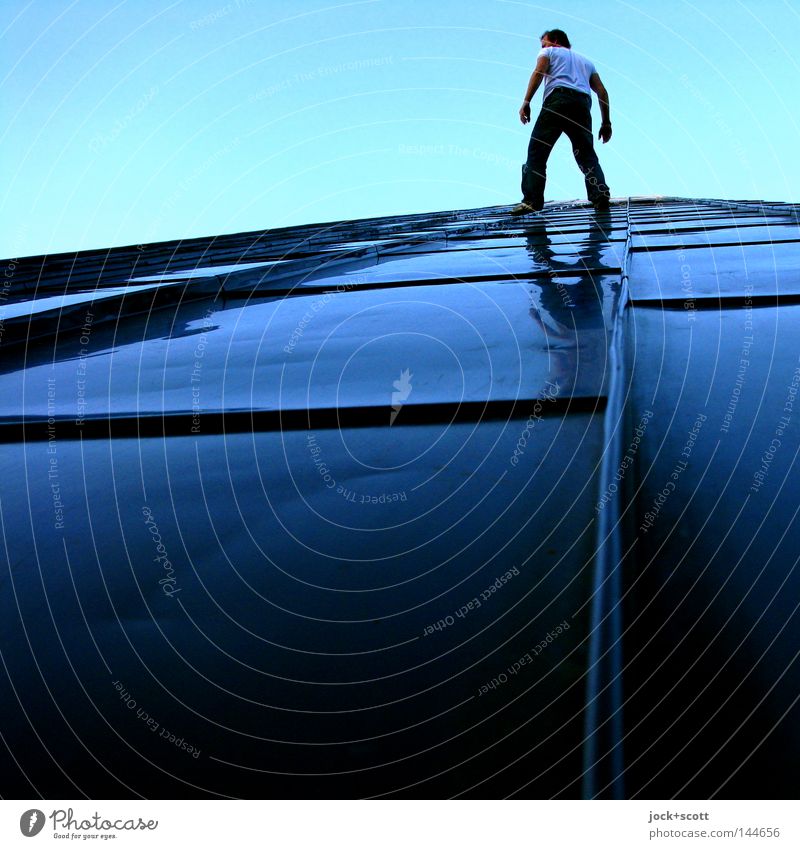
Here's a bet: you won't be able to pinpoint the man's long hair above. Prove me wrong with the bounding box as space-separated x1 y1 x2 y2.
541 29 571 48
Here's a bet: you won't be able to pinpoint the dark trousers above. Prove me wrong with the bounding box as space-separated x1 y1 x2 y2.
521 86 610 208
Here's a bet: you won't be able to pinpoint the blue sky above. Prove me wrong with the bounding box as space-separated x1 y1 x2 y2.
2 0 799 257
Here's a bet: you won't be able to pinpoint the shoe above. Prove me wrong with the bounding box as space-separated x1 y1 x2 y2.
592 196 610 211
510 201 541 216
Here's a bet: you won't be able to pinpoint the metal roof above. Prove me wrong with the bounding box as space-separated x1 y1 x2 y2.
1 196 798 798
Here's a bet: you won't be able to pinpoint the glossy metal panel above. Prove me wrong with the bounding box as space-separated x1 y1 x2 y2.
0 276 617 421
628 242 799 300
0 415 603 797
622 304 800 798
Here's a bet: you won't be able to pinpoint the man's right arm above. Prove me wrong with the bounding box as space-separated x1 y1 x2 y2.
519 54 550 124
589 72 612 142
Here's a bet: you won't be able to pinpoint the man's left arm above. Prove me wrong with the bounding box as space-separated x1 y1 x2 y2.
590 72 612 142
519 54 549 124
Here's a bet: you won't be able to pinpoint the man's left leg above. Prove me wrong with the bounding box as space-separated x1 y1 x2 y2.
563 95 610 206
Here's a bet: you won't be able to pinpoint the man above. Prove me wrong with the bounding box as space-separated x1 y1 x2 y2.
511 29 612 215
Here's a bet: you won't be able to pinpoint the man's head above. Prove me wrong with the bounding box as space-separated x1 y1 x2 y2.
540 29 571 48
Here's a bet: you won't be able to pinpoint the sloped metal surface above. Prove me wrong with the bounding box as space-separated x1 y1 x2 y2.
1 195 798 799
622 302 800 798
0 278 616 423
629 242 799 301
0 416 601 798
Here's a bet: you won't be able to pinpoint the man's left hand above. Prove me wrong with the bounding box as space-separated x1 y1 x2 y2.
519 102 531 124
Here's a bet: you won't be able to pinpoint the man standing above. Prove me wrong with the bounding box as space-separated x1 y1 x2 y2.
511 29 612 215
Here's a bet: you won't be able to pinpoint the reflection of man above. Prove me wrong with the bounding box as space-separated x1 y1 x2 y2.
511 29 612 215
522 216 619 394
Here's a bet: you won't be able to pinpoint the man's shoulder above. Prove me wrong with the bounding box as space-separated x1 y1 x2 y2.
540 46 592 62
569 48 596 68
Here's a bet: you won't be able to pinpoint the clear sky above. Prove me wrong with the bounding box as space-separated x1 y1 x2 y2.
2 0 799 258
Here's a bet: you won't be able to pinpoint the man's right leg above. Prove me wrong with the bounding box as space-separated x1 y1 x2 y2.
521 102 563 210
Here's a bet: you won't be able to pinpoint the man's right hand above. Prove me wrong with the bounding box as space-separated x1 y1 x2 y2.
598 122 612 143
519 102 531 124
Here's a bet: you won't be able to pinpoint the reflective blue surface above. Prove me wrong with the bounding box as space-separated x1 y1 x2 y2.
0 276 617 420
631 224 800 249
0 416 601 797
622 303 800 798
2 196 799 799
629 242 799 300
